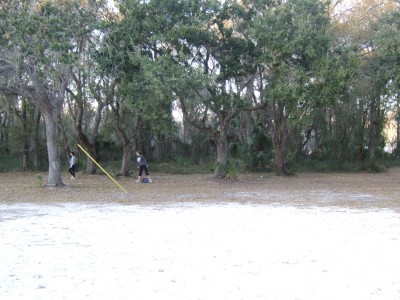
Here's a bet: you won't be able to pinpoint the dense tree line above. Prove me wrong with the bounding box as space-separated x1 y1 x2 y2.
0 0 399 185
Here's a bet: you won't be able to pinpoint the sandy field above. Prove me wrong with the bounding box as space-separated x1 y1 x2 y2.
1 169 400 299
1 168 400 210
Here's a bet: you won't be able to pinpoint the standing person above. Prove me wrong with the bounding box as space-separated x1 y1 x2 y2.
136 151 152 183
69 151 77 180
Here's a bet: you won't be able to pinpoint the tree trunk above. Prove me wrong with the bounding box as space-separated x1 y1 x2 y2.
369 95 378 161
240 111 252 142
272 108 290 176
21 98 29 171
85 144 97 174
74 93 103 175
119 142 133 176
44 112 64 186
274 129 285 175
396 112 400 158
356 98 366 160
213 125 228 178
191 132 201 164
33 110 41 169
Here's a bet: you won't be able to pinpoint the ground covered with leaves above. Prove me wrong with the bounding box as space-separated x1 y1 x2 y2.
1 168 399 211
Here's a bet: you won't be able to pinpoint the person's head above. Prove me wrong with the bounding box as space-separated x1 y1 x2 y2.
70 151 75 156
136 151 143 156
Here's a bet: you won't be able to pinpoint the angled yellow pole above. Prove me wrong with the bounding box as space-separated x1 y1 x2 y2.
77 144 128 193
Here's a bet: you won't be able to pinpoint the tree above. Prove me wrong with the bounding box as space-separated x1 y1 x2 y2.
332 0 399 163
66 65 107 175
96 0 179 176
0 1 105 185
158 0 262 178
371 7 400 156
0 93 16 161
65 1 118 174
250 0 332 175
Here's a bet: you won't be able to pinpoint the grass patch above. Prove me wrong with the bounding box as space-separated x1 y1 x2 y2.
152 161 213 174
94 158 214 176
295 158 400 173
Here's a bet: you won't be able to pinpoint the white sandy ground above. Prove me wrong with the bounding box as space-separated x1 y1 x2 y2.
1 203 400 300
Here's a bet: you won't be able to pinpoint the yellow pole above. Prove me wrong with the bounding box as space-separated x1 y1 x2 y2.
77 144 128 193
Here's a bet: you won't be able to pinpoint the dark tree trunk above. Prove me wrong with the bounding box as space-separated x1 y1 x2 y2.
85 144 97 175
119 142 133 177
369 95 378 161
17 98 30 171
273 128 286 176
396 113 400 157
240 111 252 142
33 110 42 169
271 105 291 176
44 112 64 186
213 124 228 178
191 132 202 164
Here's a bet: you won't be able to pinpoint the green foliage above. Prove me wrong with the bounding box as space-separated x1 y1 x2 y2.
2 0 400 178
0 156 21 172
151 157 214 174
295 156 394 174
3 1 102 68
35 173 44 188
96 140 121 162
226 164 239 179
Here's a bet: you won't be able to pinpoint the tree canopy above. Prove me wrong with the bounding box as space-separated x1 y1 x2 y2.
1 0 399 181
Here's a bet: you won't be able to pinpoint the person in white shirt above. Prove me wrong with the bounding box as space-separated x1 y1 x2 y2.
69 151 77 180
136 151 152 183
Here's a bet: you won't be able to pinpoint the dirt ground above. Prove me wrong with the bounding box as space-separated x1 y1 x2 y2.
1 168 400 211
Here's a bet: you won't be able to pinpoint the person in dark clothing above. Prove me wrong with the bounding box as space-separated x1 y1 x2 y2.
136 151 152 183
69 151 77 179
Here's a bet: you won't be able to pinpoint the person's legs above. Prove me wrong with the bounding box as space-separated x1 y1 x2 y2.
143 165 152 182
137 165 144 182
69 166 75 179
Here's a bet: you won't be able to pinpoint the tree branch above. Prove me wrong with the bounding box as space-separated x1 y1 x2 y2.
179 96 212 134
